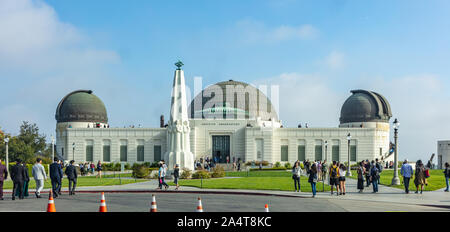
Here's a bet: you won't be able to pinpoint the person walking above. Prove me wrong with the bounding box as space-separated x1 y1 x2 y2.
10 159 27 200
32 158 47 198
22 162 30 198
400 159 413 194
96 161 102 179
65 160 78 195
0 159 8 200
173 164 180 190
414 160 427 194
158 162 169 190
364 160 371 187
444 162 450 192
292 161 302 192
322 160 328 185
338 163 347 195
357 161 365 193
50 157 63 198
375 158 383 184
308 163 318 197
370 160 379 193
329 161 340 196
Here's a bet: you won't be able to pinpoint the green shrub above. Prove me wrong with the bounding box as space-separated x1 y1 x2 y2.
274 162 281 168
211 165 225 178
180 168 192 179
192 170 211 179
284 162 292 169
132 164 150 178
150 171 159 179
124 163 131 170
150 161 160 168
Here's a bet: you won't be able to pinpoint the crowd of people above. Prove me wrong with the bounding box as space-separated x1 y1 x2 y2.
194 156 242 171
0 157 105 200
293 158 450 197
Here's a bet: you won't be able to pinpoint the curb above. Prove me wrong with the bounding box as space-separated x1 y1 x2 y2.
3 189 310 199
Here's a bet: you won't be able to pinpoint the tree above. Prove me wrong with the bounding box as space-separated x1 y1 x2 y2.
7 121 50 164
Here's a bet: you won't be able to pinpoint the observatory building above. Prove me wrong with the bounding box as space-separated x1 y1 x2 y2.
55 63 394 170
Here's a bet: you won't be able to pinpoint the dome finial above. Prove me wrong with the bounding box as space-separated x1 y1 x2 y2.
175 60 184 70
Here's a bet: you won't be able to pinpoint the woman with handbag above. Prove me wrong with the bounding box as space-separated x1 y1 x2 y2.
308 163 318 197
292 161 301 192
414 160 427 194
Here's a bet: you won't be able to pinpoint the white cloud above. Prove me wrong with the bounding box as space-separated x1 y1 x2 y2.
252 72 346 127
0 0 121 138
325 51 345 69
235 19 318 44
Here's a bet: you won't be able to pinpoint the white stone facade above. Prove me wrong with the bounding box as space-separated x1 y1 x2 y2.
437 141 450 169
55 119 391 166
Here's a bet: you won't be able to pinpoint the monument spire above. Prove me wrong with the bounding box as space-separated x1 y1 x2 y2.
164 61 194 171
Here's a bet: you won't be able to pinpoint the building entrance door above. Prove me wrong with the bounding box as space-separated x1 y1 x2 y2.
212 135 230 163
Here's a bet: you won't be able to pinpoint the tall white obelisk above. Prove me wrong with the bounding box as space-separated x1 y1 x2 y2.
164 61 195 171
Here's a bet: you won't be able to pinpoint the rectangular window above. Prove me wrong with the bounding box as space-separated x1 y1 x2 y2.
332 145 340 162
137 145 144 162
120 145 128 162
154 145 161 162
350 145 357 162
86 145 93 162
281 145 288 161
103 145 110 162
314 145 322 161
298 145 306 161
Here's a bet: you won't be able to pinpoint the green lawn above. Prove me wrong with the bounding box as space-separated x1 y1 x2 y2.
2 175 146 190
350 169 447 191
169 171 331 193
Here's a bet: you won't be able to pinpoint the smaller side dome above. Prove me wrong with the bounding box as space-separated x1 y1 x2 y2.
340 90 392 124
55 90 108 123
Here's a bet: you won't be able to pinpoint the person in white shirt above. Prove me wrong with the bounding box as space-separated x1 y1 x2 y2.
338 163 347 195
32 158 47 198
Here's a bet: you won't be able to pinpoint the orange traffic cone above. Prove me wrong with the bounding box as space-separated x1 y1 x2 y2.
150 194 157 212
196 197 203 212
47 190 56 212
99 192 107 212
264 204 269 212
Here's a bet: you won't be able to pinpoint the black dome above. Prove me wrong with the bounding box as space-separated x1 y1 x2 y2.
55 90 108 123
188 80 278 120
340 90 392 124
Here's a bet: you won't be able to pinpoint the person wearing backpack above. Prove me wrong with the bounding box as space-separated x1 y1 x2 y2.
370 160 379 193
444 162 449 192
329 161 340 196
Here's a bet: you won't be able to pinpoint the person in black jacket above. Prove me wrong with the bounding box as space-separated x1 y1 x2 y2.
173 164 180 190
50 157 63 198
10 159 27 200
65 160 78 195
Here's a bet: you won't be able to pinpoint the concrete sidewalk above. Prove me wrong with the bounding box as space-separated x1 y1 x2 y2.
6 177 449 209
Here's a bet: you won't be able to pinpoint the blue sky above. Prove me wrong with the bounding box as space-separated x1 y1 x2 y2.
1 0 450 162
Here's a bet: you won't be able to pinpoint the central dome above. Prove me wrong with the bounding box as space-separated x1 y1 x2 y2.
55 90 108 123
189 80 278 120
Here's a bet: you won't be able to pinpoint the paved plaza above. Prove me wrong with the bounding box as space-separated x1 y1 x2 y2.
1 177 449 212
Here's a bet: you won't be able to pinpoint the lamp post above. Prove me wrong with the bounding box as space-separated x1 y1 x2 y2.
391 118 400 185
51 135 55 162
346 133 352 177
72 142 75 161
4 137 9 174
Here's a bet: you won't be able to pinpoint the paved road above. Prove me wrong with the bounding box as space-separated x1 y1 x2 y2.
0 192 448 212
